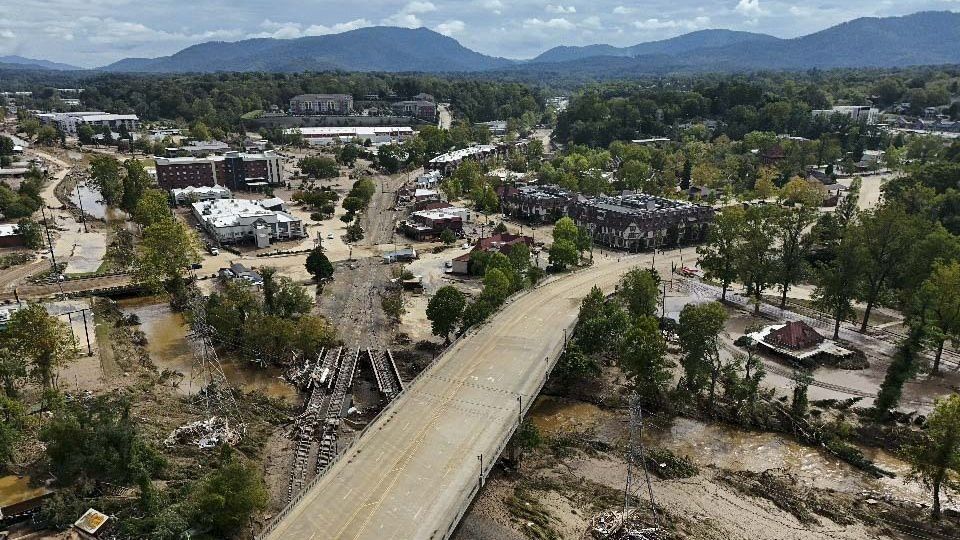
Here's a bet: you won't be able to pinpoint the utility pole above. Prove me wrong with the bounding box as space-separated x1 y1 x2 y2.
39 205 59 273
75 183 88 233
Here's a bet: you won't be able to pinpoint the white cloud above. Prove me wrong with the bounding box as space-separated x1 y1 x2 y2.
633 16 709 31
0 29 15 39
435 19 465 35
735 0 767 17
546 4 576 14
613 6 634 15
523 17 576 30
382 13 422 28
404 1 437 14
477 0 503 14
252 18 371 39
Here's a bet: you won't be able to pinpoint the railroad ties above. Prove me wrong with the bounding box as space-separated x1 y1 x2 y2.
316 348 360 475
367 349 404 401
286 346 405 501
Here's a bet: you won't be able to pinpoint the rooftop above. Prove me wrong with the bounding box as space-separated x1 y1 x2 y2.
193 198 296 228
428 145 498 164
581 193 698 216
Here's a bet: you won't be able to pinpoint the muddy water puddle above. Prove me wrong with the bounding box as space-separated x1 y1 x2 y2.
69 182 127 221
118 298 297 402
530 396 946 510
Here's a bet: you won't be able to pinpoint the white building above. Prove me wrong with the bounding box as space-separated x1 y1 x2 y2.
812 106 879 125
287 126 414 146
37 111 140 135
415 170 442 189
171 185 232 205
192 198 303 247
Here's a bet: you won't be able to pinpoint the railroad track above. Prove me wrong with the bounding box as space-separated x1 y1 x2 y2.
316 348 360 474
367 349 404 400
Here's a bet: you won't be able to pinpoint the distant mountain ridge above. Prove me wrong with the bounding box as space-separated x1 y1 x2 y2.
0 55 81 71
6 11 960 76
532 29 779 64
100 27 514 73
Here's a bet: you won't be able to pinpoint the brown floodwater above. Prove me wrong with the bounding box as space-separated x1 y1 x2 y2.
118 298 297 402
69 182 128 222
530 396 951 511
0 475 50 508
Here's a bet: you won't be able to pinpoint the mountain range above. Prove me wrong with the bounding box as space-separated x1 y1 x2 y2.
6 11 960 76
0 55 81 71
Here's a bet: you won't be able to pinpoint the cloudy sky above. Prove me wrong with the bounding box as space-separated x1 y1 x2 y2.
1 0 959 67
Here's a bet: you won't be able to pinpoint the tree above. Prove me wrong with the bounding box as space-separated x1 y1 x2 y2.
439 228 457 245
791 369 812 418
875 313 927 415
774 206 816 308
305 247 334 282
619 316 670 402
7 304 75 391
89 155 124 206
677 302 727 411
905 394 960 519
812 237 863 339
780 177 825 207
189 120 211 141
552 216 579 245
381 289 406 323
77 124 95 145
426 286 466 344
481 268 511 306
0 395 24 466
41 395 165 485
736 205 777 314
921 262 960 373
121 159 151 214
548 240 578 270
190 446 268 537
132 189 171 227
298 156 339 179
134 219 201 294
697 206 744 300
553 344 601 387
574 286 630 355
620 269 660 319
261 268 312 319
853 204 925 332
16 218 43 250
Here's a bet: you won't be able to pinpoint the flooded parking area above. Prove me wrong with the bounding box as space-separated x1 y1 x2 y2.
118 298 297 402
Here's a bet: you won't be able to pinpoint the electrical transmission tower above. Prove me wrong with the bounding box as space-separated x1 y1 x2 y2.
622 394 660 538
185 286 245 438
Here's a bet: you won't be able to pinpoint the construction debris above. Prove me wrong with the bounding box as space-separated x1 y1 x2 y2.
164 416 241 449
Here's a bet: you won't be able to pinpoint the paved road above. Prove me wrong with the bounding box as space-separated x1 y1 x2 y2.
263 255 647 540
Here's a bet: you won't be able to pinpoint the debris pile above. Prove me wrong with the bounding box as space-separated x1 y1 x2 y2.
164 416 241 449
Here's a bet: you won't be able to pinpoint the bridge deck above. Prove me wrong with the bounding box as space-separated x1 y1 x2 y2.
263 257 641 540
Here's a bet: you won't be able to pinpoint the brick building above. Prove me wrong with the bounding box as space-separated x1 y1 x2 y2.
155 151 283 190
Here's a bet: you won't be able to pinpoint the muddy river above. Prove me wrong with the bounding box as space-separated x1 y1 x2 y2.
530 395 949 511
118 298 297 402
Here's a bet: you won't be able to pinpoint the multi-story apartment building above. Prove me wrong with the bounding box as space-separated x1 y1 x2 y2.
155 151 283 190
569 194 714 251
37 111 140 135
289 94 354 115
498 184 575 223
392 100 437 121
